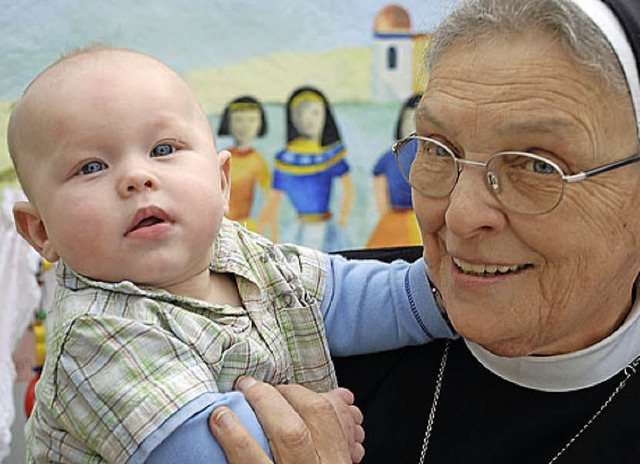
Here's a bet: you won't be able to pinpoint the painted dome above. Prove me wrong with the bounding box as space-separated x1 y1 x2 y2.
374 4 411 33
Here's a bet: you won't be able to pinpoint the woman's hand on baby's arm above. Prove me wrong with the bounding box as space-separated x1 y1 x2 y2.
209 377 363 463
320 387 365 463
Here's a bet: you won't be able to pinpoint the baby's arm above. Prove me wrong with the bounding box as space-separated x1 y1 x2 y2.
47 313 271 463
145 391 271 462
322 255 457 356
147 388 365 463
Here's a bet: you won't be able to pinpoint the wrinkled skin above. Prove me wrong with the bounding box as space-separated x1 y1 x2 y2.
415 31 640 356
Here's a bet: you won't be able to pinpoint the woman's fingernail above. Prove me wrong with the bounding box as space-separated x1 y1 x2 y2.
212 408 234 429
235 376 257 392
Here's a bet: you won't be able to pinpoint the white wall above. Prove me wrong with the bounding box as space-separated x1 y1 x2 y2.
5 383 27 464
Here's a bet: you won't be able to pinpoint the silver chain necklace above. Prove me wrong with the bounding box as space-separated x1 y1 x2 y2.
417 340 640 464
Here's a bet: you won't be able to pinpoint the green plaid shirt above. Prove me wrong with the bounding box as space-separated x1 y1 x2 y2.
26 219 336 463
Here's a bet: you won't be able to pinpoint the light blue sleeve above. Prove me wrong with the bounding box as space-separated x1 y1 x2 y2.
139 255 455 462
141 392 272 463
322 255 457 357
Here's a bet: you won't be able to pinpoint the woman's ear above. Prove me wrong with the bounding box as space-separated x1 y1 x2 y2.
13 201 59 262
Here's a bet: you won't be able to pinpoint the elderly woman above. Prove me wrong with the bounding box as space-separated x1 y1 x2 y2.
208 0 640 462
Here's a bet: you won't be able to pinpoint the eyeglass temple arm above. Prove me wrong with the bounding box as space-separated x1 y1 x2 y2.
563 153 640 183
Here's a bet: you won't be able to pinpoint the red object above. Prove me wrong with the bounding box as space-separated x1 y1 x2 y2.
24 372 40 418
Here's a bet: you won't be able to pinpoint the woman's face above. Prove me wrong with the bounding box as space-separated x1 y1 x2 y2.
292 99 325 141
415 31 640 356
229 108 261 145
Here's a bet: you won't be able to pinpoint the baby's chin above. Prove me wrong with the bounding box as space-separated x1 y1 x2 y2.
64 261 146 286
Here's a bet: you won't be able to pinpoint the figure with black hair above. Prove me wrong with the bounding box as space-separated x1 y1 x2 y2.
258 87 353 251
217 95 272 231
366 94 422 248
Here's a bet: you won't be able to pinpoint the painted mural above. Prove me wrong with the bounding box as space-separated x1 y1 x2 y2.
0 0 459 251
367 93 423 248
2 2 465 460
217 95 272 231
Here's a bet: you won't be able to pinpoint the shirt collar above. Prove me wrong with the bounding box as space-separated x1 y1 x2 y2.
467 282 640 392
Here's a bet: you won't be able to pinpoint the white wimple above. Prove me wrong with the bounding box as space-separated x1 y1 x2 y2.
568 0 640 136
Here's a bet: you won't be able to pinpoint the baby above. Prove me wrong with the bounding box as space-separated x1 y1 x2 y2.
8 46 454 463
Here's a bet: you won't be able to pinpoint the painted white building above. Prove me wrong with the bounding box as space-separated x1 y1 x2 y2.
372 4 414 102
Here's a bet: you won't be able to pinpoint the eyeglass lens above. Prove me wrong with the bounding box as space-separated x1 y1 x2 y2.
395 137 565 215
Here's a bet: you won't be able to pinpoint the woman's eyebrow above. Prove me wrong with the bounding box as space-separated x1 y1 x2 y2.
415 106 448 128
417 105 580 137
494 118 578 136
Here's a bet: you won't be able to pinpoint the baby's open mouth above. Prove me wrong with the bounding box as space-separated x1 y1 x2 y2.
453 257 532 277
132 216 165 231
126 206 172 235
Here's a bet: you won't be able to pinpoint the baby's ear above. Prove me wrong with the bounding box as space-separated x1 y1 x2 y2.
218 150 232 213
13 201 59 263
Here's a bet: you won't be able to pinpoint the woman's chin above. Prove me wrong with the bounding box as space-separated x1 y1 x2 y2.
455 325 534 358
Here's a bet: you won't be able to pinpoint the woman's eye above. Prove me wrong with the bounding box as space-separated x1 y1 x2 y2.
527 159 556 174
151 144 176 157
79 161 107 175
435 145 452 158
423 140 452 158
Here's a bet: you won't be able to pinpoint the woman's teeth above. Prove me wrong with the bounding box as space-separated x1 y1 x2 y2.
453 257 526 276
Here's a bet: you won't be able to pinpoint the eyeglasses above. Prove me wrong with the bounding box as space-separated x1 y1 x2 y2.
392 134 640 215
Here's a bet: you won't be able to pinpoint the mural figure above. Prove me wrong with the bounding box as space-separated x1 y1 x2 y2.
217 96 271 231
366 93 422 248
258 87 353 251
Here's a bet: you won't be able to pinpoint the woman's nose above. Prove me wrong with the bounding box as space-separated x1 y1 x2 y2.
444 166 507 238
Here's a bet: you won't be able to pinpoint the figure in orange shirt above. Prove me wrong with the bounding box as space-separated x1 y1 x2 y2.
218 96 271 231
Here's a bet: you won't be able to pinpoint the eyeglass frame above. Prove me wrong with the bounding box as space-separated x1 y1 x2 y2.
392 133 640 215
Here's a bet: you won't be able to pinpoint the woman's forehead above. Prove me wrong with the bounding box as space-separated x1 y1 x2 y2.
422 35 627 126
418 34 638 163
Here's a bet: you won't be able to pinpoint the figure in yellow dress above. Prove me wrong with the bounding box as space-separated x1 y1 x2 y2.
218 96 271 231
366 94 422 248
258 87 353 251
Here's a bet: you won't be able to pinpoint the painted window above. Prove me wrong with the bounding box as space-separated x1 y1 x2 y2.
387 46 397 69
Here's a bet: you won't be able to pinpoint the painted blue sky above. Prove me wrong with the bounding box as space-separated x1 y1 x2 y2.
0 0 458 100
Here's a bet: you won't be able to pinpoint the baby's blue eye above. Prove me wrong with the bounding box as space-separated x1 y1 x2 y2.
80 161 107 175
151 144 176 157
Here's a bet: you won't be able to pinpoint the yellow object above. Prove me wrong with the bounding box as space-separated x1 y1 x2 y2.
33 322 46 367
228 101 260 111
366 209 422 248
290 90 324 109
42 259 53 272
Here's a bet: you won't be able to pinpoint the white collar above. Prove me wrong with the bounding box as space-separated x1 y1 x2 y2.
466 291 640 392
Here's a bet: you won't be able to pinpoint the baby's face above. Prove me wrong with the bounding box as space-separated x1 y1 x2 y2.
17 52 230 289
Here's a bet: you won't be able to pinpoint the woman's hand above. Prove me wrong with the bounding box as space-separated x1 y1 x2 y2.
209 377 354 463
319 388 365 462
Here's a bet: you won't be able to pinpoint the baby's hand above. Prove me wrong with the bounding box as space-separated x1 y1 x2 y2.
320 387 365 463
